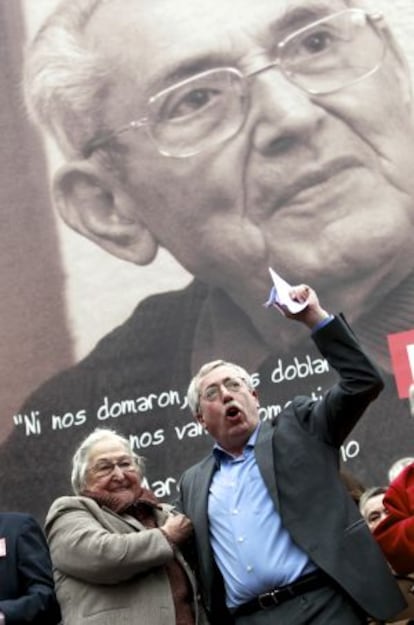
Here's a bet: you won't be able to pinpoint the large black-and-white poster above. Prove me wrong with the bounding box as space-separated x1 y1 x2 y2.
1 0 413 521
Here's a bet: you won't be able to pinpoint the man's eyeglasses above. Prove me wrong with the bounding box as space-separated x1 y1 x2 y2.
200 377 246 403
88 457 137 478
83 9 385 159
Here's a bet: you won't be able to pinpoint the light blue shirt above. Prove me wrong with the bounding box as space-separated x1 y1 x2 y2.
208 425 316 609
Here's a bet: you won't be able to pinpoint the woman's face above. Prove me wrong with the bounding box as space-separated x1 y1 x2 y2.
82 437 142 511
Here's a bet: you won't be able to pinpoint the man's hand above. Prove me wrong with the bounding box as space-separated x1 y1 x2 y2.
282 284 330 329
161 512 193 545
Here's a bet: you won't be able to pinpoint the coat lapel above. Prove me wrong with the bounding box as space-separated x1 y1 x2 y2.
255 422 279 510
197 456 216 538
193 456 218 581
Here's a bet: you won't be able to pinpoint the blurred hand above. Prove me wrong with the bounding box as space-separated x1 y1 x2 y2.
161 513 193 544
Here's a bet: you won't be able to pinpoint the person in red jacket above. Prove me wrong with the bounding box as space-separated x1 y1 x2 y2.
374 462 414 575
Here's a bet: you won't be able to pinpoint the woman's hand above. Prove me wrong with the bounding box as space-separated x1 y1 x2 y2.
161 513 193 544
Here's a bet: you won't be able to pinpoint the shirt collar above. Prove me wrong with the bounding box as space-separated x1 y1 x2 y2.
212 422 261 466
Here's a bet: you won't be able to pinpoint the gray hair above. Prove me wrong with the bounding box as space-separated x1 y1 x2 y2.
24 0 115 157
71 427 145 495
187 359 254 416
388 456 414 482
358 486 387 519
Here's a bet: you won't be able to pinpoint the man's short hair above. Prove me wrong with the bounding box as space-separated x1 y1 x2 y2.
359 486 387 518
187 359 254 416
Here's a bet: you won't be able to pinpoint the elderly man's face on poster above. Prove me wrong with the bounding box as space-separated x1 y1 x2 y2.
58 0 414 348
1 0 414 519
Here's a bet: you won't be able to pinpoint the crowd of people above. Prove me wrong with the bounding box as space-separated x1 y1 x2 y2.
4 454 414 625
2 283 413 624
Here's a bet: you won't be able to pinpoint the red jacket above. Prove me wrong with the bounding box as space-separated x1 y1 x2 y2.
374 463 414 574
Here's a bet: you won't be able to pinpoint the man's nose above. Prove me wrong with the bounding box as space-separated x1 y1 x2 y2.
220 384 235 401
247 68 325 155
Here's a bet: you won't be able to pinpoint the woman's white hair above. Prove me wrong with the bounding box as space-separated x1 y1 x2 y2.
71 427 145 495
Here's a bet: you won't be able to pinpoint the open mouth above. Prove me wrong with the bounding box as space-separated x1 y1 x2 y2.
226 405 241 419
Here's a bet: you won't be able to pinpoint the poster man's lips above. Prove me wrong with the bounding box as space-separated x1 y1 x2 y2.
267 156 362 211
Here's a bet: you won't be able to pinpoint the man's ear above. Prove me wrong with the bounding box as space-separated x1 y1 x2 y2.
52 161 158 265
195 412 207 430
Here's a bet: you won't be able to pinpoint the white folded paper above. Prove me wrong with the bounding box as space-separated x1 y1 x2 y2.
264 267 308 315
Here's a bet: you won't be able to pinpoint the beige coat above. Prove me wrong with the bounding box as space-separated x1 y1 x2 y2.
45 496 208 625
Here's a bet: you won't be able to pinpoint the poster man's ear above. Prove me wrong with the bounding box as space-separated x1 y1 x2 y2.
52 161 158 265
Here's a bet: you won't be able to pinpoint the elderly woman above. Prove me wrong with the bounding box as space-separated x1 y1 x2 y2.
45 428 208 625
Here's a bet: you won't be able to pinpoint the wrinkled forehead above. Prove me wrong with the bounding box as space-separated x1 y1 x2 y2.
90 0 353 43
88 0 352 85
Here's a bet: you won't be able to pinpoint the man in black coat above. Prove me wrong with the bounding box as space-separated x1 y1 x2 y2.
179 284 406 624
0 512 61 624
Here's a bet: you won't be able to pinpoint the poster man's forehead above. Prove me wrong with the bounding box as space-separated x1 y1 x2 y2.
87 0 355 54
86 0 352 92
